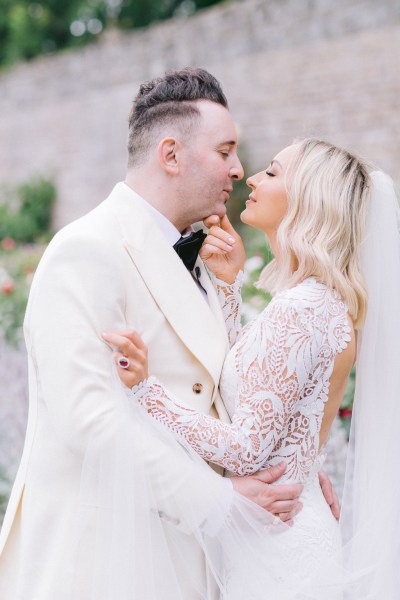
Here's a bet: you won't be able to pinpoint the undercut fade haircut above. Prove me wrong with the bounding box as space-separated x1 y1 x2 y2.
127 67 228 167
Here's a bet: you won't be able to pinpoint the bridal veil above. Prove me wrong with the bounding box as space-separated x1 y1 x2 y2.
340 170 400 598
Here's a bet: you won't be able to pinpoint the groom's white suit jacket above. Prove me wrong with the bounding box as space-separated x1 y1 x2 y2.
0 183 231 599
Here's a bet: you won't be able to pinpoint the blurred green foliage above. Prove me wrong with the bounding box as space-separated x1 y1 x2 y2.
0 177 56 243
0 176 54 344
0 0 226 68
0 242 44 345
0 467 10 524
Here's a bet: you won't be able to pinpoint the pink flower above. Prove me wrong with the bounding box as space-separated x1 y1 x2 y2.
339 407 352 419
1 237 16 251
1 279 15 294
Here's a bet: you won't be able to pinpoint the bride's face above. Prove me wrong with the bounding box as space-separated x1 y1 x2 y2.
241 144 298 236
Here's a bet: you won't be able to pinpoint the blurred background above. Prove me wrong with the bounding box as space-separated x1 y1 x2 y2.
0 0 399 522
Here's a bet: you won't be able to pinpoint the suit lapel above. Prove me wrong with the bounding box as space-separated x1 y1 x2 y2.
104 183 228 385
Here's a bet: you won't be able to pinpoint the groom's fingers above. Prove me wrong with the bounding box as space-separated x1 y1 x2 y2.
277 502 303 525
253 462 287 484
274 481 303 498
319 471 340 520
270 499 301 514
231 473 303 524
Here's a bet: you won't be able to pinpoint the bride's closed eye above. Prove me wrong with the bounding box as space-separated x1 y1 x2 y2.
266 171 276 177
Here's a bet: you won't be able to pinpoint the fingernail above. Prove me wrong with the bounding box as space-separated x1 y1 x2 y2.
228 237 235 244
225 244 233 250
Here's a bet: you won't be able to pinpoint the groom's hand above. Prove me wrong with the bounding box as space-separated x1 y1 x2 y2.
318 470 340 520
230 462 303 526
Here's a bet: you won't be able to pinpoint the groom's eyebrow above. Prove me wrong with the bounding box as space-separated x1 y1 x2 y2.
219 140 236 147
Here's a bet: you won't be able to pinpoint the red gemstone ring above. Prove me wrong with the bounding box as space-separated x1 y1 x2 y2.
117 357 130 369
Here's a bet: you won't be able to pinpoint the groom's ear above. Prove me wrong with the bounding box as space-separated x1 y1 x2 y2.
157 137 181 176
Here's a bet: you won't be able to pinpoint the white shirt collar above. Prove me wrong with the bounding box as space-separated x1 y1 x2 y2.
122 182 192 245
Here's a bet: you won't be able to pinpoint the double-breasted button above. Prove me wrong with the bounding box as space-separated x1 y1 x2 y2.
192 383 203 394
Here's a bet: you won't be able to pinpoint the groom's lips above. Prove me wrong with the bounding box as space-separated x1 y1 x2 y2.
223 187 233 201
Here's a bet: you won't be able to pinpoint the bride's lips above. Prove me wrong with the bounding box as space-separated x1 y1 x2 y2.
246 195 256 205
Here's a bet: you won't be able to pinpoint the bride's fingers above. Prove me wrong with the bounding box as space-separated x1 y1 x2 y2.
104 329 147 351
203 234 234 252
219 214 238 236
113 352 145 372
122 330 148 353
102 332 146 362
203 215 220 229
200 243 230 257
113 352 147 388
207 226 236 246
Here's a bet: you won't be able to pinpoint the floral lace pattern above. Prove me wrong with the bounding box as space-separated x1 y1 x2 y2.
128 278 351 482
213 272 244 348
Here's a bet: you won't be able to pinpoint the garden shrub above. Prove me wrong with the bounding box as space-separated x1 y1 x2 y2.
0 177 56 243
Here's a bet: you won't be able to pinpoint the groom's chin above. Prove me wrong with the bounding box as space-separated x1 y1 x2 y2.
213 205 227 219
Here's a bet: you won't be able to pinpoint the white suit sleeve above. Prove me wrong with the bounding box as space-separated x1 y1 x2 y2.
24 231 228 533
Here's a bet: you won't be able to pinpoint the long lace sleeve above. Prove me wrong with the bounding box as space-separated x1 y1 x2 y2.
213 271 244 347
127 294 342 477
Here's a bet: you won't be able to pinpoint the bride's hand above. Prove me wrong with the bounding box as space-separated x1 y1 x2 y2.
102 330 148 388
200 214 245 284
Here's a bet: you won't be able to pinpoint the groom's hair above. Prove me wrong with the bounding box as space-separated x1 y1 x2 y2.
127 67 228 167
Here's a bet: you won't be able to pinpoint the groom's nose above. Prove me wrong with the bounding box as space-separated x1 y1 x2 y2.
230 156 244 181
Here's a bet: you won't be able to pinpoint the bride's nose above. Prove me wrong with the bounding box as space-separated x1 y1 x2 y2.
246 175 256 190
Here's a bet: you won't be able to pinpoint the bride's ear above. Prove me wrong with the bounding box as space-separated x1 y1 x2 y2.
157 137 181 176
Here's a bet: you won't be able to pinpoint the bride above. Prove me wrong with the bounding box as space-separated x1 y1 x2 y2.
103 138 400 598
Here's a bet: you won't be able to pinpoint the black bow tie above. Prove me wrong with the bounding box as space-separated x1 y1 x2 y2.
173 229 207 272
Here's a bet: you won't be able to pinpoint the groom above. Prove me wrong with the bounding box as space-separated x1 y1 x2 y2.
0 68 338 599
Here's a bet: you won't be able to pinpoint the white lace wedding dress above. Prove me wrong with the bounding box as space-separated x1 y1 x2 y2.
130 275 351 598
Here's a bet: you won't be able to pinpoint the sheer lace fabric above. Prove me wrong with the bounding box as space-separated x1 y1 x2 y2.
128 277 351 483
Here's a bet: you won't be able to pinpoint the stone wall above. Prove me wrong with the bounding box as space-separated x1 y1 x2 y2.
0 0 399 228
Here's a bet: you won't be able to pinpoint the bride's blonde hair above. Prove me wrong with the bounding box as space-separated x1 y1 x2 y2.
257 138 371 329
